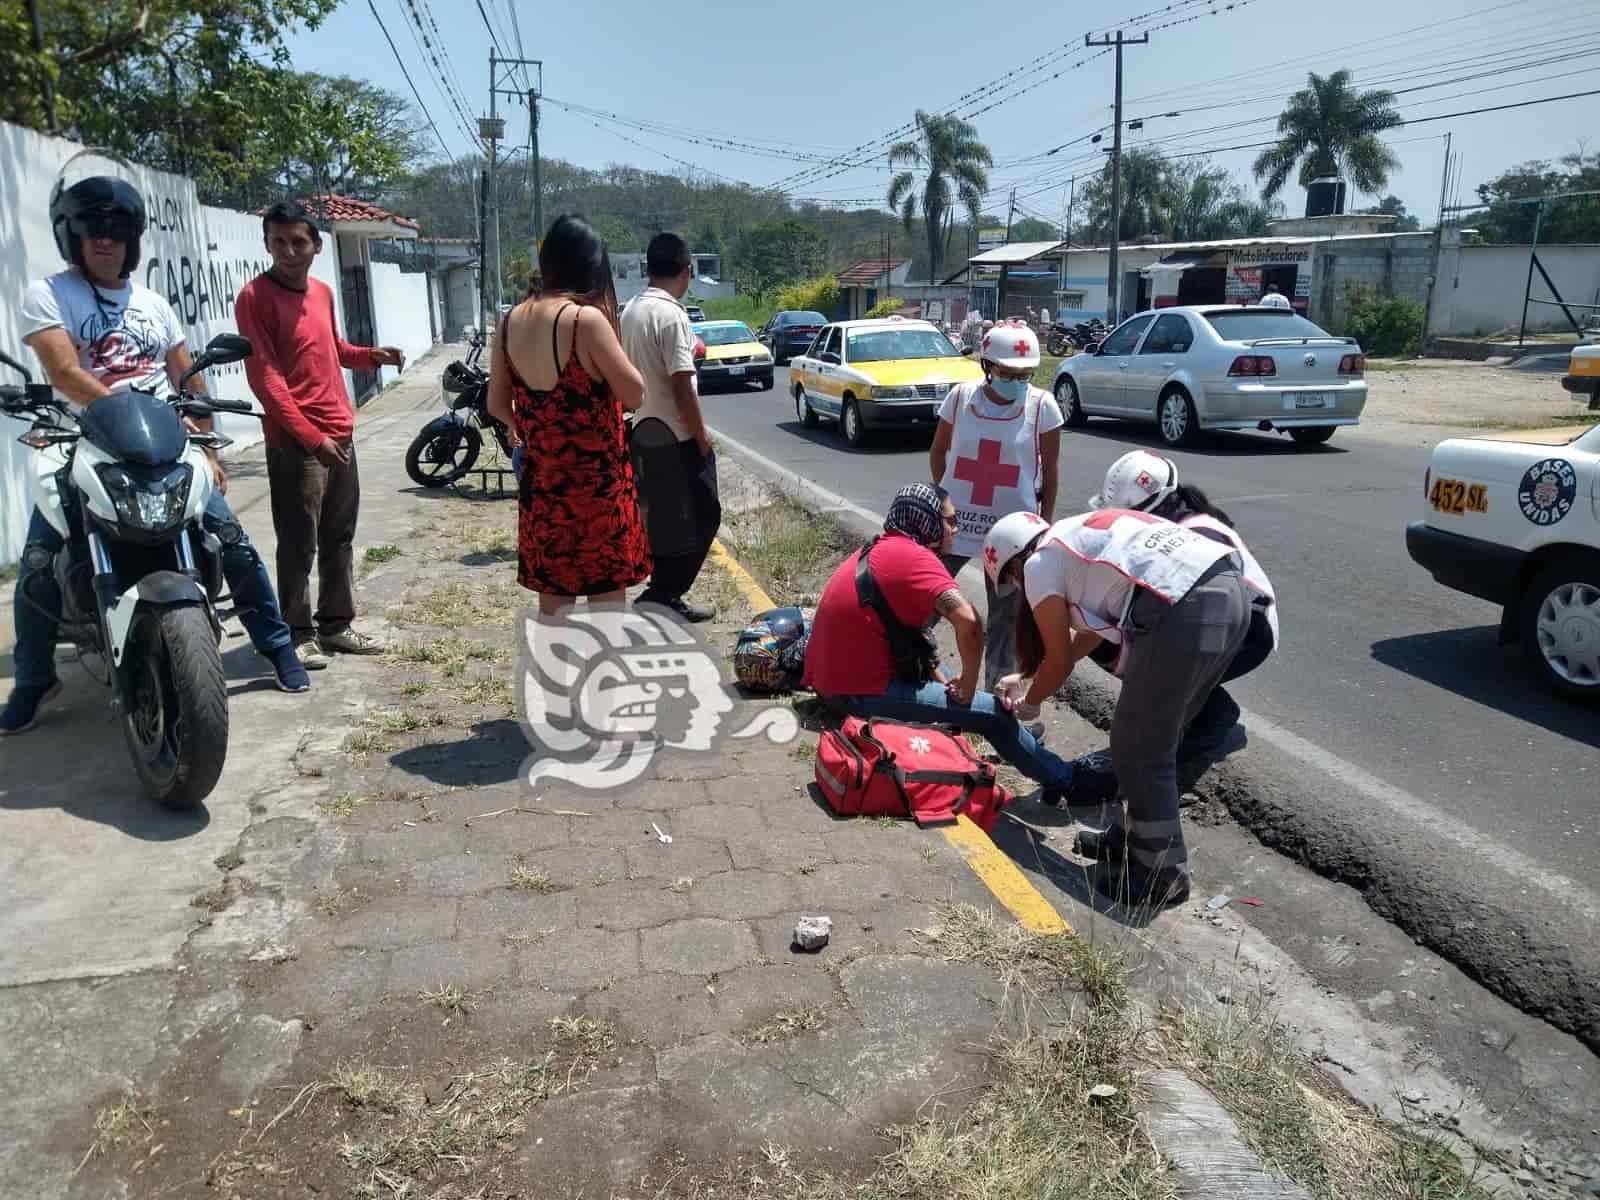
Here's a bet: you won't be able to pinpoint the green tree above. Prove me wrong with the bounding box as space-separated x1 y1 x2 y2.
1474 153 1600 243
1009 217 1060 242
1170 162 1283 240
590 214 641 253
1081 147 1179 242
1359 194 1421 232
1253 69 1402 202
886 110 993 284
730 220 827 297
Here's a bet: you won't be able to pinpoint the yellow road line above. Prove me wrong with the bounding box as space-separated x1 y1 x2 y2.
711 539 1071 936
709 538 777 612
942 815 1073 934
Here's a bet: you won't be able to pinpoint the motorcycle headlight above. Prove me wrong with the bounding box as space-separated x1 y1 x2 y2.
872 385 916 400
97 463 193 531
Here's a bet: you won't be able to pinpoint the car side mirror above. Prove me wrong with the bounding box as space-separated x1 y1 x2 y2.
960 346 974 356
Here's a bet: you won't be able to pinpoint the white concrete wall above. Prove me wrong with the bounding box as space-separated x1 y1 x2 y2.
0 121 345 561
1430 244 1600 337
368 261 434 388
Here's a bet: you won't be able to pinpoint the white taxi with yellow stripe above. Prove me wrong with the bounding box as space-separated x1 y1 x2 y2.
1407 420 1600 702
791 317 984 446
690 321 774 391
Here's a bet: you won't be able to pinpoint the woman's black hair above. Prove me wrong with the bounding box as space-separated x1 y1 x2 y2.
537 213 619 330
1153 483 1234 529
1005 530 1048 675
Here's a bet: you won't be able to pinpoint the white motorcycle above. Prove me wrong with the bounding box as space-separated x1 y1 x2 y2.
1 334 257 809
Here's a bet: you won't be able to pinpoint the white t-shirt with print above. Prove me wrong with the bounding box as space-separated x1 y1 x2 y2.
621 287 697 441
937 380 1064 558
19 270 185 400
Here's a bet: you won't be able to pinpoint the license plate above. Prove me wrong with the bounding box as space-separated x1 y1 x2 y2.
1291 392 1330 409
727 366 745 376
1430 477 1487 515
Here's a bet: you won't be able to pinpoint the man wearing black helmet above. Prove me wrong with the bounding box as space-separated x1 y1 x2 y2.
2 177 309 736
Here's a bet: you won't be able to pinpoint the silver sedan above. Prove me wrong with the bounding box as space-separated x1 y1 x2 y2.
1051 305 1369 449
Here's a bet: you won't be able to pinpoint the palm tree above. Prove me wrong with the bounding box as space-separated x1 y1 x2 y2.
1082 147 1178 242
1253 69 1402 202
887 111 992 283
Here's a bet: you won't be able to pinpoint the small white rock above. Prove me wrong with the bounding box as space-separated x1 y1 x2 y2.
794 915 833 951
1087 1084 1119 1103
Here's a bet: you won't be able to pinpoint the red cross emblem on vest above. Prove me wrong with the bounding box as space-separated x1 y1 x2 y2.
953 438 1021 508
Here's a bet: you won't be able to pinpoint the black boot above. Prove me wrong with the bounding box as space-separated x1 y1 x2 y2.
1177 686 1241 763
1072 824 1128 859
1094 860 1191 909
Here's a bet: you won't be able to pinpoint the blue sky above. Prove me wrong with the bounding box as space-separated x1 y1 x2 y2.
284 0 1599 232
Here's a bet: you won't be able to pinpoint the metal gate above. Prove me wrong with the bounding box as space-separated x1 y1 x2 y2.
340 265 379 404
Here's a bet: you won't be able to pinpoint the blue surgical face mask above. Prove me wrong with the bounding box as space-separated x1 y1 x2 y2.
987 374 1029 404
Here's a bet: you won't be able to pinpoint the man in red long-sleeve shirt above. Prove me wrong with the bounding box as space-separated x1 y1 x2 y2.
236 201 404 666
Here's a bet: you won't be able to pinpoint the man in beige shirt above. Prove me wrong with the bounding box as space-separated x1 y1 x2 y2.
621 232 720 622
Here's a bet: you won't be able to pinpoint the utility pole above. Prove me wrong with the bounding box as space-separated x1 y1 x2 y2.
1086 29 1149 325
529 87 544 247
1419 131 1453 358
485 51 543 321
1004 189 1016 242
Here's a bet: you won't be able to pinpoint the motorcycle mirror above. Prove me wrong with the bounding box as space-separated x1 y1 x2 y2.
0 351 33 383
203 333 254 364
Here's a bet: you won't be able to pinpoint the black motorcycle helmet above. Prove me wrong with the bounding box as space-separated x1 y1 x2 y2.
50 176 146 278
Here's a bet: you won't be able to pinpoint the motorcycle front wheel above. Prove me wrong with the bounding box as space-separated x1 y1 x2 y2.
405 420 482 487
1045 332 1069 356
121 606 229 810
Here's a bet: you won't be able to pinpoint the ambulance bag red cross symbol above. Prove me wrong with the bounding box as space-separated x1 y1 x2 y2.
953 438 1021 507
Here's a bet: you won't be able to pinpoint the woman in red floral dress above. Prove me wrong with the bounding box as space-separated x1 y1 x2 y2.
487 215 651 612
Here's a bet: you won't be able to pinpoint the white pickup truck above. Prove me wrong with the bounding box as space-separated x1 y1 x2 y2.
1407 421 1600 701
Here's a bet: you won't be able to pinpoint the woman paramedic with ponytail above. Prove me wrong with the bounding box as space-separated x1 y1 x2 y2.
982 507 1254 908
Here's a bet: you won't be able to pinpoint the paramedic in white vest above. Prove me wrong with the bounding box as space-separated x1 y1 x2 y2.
929 318 1062 693
1087 451 1278 757
983 508 1253 908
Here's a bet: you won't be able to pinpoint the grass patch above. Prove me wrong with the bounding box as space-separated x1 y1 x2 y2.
343 729 389 756
1033 353 1066 388
913 900 1126 1008
1427 411 1595 432
395 581 522 630
365 708 440 734
363 544 402 564
509 863 564 894
462 524 519 562
329 1063 417 1114
1160 999 1494 1200
451 674 515 710
419 983 474 1015
720 496 850 602
399 679 432 698
744 1005 827 1044
548 1014 618 1058
385 635 509 669
75 1093 155 1174
314 887 360 917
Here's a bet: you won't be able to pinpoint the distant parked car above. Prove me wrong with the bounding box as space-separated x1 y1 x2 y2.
1050 305 1369 448
690 320 774 391
684 304 707 322
759 310 828 365
1408 419 1600 702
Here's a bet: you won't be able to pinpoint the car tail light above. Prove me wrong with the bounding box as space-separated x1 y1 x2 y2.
1339 353 1365 375
1227 355 1276 377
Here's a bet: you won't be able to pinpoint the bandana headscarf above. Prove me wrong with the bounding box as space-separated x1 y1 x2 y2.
884 483 947 549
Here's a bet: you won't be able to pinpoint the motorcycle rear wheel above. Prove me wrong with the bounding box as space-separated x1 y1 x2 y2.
405 421 482 487
121 606 229 810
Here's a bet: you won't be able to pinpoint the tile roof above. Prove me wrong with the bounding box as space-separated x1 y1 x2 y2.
293 194 420 230
837 258 909 285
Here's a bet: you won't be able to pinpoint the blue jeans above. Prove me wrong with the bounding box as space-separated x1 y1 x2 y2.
12 493 292 689
833 680 1075 791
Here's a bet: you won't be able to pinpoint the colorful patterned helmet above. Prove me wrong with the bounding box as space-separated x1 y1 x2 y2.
733 606 811 692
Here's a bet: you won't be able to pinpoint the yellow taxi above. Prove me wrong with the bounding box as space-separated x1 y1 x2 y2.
1561 341 1599 412
690 320 773 391
790 317 983 446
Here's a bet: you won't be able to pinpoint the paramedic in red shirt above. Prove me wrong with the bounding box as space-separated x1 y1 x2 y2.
802 483 1075 798
235 201 404 666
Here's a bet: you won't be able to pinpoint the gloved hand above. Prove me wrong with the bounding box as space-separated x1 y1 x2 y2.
996 674 1041 722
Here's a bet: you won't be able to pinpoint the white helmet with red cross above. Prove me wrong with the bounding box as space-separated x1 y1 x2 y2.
1087 450 1179 512
980 319 1040 370
982 510 1052 597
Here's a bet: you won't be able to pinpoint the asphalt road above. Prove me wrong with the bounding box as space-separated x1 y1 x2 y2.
702 367 1599 887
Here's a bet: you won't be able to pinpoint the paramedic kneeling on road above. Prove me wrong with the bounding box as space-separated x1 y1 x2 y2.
984 508 1252 908
802 484 1076 798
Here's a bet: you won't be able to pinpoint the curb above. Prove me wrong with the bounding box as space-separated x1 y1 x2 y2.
707 425 1600 1055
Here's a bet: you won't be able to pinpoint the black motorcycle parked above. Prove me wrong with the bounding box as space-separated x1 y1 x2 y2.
1045 318 1107 357
404 331 515 488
